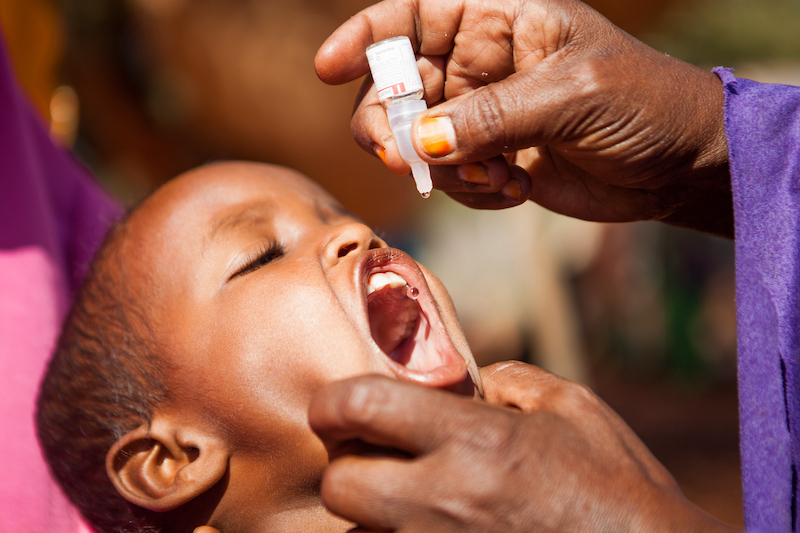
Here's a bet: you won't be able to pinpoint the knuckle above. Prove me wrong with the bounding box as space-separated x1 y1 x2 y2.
557 379 603 415
526 381 564 411
565 61 606 110
435 413 520 498
521 373 587 412
349 115 377 151
560 52 618 114
469 409 519 454
568 381 593 402
334 376 388 427
350 104 390 152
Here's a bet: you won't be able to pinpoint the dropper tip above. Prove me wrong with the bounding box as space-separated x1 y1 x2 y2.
410 162 432 199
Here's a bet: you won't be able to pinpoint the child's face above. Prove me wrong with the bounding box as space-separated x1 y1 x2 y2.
117 162 479 531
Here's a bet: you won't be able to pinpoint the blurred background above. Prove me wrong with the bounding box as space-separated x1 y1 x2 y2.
3 0 800 527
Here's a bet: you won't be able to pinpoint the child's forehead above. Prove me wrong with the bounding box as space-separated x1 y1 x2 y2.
119 162 348 271
135 162 344 227
168 162 335 206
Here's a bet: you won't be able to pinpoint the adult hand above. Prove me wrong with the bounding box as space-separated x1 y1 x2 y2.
316 0 732 236
309 362 739 532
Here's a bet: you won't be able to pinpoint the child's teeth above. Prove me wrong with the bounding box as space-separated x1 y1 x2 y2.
367 272 408 295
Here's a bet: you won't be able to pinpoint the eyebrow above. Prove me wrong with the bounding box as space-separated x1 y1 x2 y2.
208 203 275 241
208 198 364 242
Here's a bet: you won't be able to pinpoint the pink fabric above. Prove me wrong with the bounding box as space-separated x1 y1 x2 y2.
0 30 122 532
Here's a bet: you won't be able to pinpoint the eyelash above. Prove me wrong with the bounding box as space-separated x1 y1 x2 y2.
230 240 285 280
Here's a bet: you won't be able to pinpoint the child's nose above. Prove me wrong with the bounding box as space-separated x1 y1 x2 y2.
323 222 384 266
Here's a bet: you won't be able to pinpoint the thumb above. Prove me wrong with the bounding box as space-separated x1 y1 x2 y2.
412 68 573 164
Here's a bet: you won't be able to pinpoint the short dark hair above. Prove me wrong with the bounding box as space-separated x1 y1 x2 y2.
36 220 171 533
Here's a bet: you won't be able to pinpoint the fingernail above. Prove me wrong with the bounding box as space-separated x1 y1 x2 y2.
418 116 456 157
376 147 388 165
502 179 522 201
461 163 490 185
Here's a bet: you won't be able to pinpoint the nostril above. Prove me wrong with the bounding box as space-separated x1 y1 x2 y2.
369 239 383 250
338 242 358 257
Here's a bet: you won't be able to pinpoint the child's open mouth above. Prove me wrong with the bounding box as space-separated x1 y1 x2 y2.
367 271 426 368
360 248 477 392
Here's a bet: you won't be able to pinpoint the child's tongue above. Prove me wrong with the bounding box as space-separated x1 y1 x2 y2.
367 285 420 360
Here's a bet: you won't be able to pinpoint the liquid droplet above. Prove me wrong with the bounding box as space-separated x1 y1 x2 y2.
406 286 419 299
421 191 431 199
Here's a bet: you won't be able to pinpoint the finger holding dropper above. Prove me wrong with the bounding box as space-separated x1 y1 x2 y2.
366 37 433 198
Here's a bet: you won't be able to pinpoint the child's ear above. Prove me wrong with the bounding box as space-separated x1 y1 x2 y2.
106 412 229 512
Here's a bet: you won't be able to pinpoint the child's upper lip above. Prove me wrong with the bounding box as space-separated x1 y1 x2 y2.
356 247 471 390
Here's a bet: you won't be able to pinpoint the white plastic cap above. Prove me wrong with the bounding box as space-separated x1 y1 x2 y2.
386 100 433 197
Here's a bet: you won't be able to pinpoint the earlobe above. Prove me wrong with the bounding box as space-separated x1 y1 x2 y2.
106 414 229 512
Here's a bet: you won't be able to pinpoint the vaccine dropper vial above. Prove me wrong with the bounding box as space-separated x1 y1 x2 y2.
366 36 433 198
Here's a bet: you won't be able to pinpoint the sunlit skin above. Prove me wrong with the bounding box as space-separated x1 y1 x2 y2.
107 161 481 532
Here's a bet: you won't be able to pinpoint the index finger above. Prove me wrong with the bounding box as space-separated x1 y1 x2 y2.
315 0 466 85
308 375 479 456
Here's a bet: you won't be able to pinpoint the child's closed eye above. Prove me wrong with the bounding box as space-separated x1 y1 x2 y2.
230 241 285 280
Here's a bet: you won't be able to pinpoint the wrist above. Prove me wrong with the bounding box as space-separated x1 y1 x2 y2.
661 66 732 238
627 484 742 533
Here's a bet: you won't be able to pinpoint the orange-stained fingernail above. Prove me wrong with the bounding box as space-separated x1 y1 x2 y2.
461 163 490 185
376 147 388 165
502 179 522 201
418 116 456 157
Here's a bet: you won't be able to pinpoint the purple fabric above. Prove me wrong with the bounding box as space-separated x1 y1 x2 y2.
0 30 122 533
716 67 800 532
